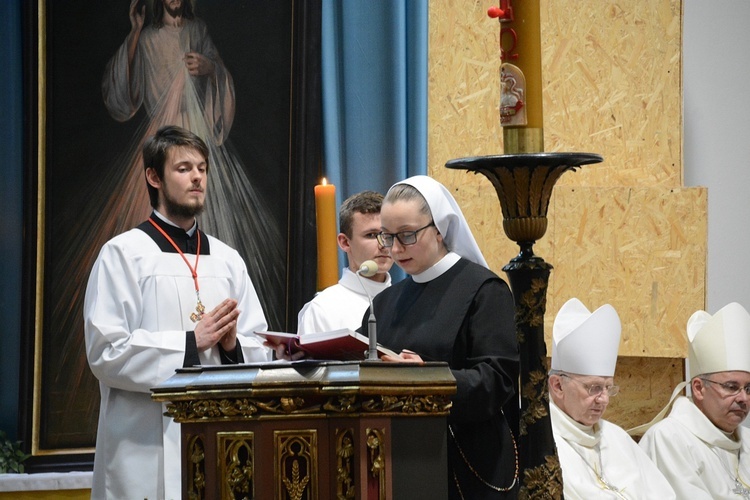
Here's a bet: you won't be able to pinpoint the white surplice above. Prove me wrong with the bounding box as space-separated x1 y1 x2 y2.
550 401 676 499
640 396 750 499
297 267 391 334
84 226 270 500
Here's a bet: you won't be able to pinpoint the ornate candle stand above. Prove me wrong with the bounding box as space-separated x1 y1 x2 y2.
446 152 602 499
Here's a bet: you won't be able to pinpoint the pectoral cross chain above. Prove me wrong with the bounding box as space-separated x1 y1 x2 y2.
733 479 750 499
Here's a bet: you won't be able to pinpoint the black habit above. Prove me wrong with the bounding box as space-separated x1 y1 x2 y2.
364 257 519 499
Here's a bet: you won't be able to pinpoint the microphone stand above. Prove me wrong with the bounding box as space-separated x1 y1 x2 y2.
366 308 378 360
355 261 380 361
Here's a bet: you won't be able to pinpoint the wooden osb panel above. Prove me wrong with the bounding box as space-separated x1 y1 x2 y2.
545 186 706 358
606 356 684 432
429 0 700 360
436 178 706 359
542 0 683 188
428 0 682 187
428 0 505 165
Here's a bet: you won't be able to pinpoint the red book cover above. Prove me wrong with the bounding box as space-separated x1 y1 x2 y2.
255 329 397 360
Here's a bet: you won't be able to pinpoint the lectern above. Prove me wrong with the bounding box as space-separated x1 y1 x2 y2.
151 360 456 499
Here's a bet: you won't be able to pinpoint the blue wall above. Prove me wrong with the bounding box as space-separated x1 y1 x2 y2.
0 0 23 441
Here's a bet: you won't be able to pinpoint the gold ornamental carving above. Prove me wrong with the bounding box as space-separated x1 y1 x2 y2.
165 394 452 422
519 454 564 499
366 428 387 499
520 370 550 436
283 460 310 500
515 277 548 345
167 398 259 421
218 431 254 500
361 394 452 414
275 430 318 500
186 434 206 500
335 428 356 499
323 395 358 413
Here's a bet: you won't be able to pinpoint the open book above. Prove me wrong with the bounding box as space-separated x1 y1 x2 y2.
255 328 398 361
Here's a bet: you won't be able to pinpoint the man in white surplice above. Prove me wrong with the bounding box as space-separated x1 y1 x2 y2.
640 302 750 499
297 191 393 335
84 126 270 500
548 298 675 499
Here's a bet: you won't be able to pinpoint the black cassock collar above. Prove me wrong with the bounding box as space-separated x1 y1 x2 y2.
137 212 211 255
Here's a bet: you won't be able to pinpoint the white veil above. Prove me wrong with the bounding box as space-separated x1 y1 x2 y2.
390 175 489 269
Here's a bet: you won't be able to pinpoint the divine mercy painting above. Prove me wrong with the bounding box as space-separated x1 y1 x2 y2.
27 0 318 459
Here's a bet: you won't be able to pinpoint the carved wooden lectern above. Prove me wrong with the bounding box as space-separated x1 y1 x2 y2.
151 361 456 499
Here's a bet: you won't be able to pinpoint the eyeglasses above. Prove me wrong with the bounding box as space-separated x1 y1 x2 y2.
560 373 620 398
377 222 435 248
700 378 750 397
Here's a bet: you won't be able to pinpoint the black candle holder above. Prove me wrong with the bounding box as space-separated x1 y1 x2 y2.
446 152 603 498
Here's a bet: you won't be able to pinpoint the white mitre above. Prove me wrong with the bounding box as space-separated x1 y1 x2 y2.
687 302 750 379
551 297 622 377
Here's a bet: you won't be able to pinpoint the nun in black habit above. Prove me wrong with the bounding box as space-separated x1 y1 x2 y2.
365 175 520 499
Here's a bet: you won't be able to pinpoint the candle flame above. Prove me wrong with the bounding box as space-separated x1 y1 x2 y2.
321 177 328 186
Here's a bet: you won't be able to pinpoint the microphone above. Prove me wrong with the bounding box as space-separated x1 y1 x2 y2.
356 260 379 360
357 260 378 278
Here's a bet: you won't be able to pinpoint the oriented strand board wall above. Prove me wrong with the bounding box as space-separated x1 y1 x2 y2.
547 186 706 358
542 1 683 188
606 356 685 430
429 0 702 424
448 182 707 358
429 0 683 186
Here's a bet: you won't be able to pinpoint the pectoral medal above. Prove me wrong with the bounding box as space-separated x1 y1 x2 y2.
190 298 206 323
148 218 204 323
